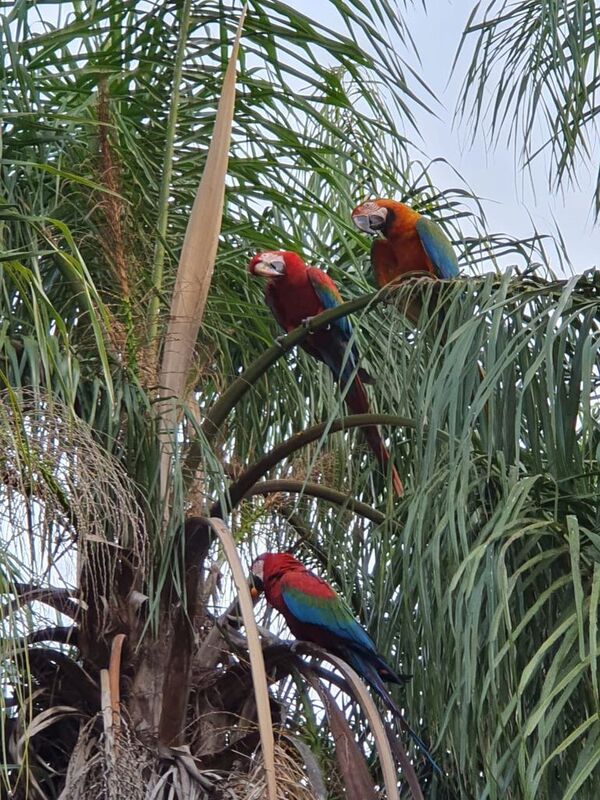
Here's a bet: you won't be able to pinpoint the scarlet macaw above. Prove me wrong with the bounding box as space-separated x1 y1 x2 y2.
248 250 403 497
351 199 459 287
250 551 438 772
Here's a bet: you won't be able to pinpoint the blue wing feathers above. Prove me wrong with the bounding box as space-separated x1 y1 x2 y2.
281 586 376 654
306 268 364 385
416 217 459 279
307 268 353 341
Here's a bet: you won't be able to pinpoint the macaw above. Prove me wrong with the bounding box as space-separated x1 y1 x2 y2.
250 551 439 772
248 250 403 497
351 198 459 287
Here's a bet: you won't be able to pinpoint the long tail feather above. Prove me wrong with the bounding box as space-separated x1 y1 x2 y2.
345 375 404 497
314 332 404 497
341 647 440 774
383 693 441 776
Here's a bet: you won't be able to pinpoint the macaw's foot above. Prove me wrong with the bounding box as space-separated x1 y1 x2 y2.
302 315 330 331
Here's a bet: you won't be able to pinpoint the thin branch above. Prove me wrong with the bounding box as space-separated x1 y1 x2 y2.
209 413 413 518
2 583 80 619
241 479 385 524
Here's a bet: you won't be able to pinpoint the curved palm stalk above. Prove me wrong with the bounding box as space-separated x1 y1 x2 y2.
298 645 402 800
108 634 126 737
199 290 382 444
303 670 378 800
208 517 277 800
239 479 386 524
208 412 413 516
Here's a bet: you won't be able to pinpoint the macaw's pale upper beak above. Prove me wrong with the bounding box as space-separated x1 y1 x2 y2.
352 214 372 233
352 207 388 234
253 262 282 278
252 254 286 278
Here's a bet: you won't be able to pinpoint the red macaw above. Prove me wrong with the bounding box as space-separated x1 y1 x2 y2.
351 199 459 287
248 250 403 497
250 552 439 772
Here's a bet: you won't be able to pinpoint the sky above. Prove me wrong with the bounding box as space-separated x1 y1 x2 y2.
301 0 600 273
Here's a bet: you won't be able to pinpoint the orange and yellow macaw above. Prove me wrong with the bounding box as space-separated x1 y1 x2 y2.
351 199 459 287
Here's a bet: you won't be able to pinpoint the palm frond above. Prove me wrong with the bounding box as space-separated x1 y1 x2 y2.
456 0 600 215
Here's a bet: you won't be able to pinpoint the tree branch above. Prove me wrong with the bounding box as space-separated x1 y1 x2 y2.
194 289 383 455
4 626 78 647
209 412 413 519
240 479 385 524
2 583 80 619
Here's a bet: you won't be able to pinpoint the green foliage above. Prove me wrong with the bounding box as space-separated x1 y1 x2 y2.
1 1 600 799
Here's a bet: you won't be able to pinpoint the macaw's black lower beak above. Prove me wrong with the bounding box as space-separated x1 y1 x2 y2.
352 212 386 234
368 213 386 231
249 574 264 600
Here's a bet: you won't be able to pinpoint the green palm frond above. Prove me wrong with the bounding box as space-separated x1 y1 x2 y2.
456 0 600 216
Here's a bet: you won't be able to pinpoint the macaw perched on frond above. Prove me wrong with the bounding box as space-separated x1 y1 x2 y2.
351 198 459 287
248 250 404 497
250 552 439 773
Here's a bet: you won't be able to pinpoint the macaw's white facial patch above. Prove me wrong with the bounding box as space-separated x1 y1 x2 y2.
354 201 380 216
250 557 265 581
257 252 285 274
352 203 388 234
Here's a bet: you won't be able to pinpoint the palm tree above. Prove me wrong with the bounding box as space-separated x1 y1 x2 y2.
457 0 600 215
1 1 599 799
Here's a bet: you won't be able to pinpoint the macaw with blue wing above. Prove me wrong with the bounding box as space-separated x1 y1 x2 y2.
351 199 459 286
248 250 403 496
250 552 439 773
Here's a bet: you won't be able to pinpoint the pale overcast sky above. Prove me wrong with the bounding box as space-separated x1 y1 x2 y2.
301 0 600 273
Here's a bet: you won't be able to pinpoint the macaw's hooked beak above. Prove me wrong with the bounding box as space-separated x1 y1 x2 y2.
248 571 264 602
253 262 281 278
352 206 388 235
252 254 286 278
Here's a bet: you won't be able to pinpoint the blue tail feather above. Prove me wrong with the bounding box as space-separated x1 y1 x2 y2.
342 648 441 775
